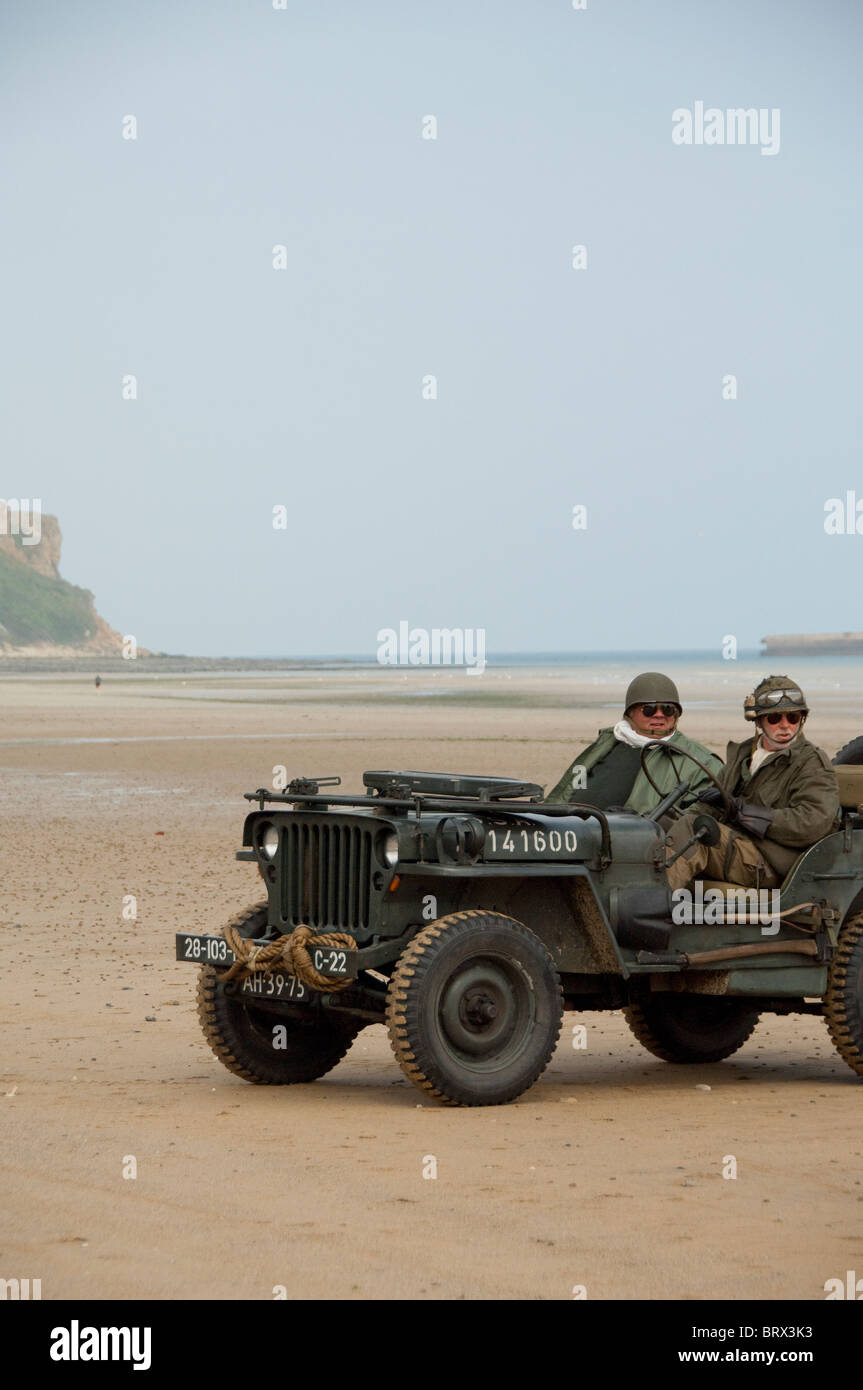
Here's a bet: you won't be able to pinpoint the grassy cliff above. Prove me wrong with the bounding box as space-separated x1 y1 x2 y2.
0 546 98 645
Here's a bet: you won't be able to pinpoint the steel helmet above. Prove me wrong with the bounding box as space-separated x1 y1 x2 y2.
744 675 809 722
624 672 682 714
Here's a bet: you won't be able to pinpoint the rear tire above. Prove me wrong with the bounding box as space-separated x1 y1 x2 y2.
832 737 863 766
623 994 760 1063
196 903 362 1084
824 910 863 1080
385 910 563 1107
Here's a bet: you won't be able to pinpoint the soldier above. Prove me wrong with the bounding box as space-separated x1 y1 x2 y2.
545 672 723 812
665 675 840 893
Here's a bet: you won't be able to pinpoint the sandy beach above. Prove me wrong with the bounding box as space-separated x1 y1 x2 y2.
1 661 862 1301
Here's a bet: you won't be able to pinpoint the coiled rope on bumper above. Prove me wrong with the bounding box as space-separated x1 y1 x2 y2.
218 924 357 992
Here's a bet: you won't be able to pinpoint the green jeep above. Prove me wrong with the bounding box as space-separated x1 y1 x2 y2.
178 752 863 1106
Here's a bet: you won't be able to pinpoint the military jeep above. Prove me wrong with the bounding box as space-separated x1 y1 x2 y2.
178 758 863 1106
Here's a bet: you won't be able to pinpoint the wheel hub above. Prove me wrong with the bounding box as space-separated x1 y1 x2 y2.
437 958 534 1065
461 990 499 1028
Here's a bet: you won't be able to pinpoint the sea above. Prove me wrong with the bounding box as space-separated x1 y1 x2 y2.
2 649 861 715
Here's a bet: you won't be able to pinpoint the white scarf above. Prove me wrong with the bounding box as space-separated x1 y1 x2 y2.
612 718 676 750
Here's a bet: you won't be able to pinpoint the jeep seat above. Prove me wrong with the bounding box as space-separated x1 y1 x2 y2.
835 766 863 811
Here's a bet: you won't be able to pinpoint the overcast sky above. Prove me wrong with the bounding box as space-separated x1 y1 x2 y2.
2 0 861 657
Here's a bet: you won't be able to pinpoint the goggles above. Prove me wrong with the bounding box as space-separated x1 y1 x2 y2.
758 689 807 709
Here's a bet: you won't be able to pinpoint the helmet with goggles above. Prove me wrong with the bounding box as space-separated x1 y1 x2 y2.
744 675 809 723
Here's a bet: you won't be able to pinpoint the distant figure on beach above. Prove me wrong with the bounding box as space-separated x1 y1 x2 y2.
94 675 102 691
545 672 722 812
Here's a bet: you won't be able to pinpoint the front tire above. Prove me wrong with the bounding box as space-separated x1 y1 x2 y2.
196 903 362 1084
385 910 563 1107
623 994 760 1063
824 910 863 1079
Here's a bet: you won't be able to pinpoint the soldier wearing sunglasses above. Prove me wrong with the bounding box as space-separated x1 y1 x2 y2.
545 671 723 813
666 675 840 893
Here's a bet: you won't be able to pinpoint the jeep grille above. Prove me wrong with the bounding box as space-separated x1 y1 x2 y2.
279 821 374 930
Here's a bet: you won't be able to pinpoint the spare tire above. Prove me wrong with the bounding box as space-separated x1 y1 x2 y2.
833 737 863 766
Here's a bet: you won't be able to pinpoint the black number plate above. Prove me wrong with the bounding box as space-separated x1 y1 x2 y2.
240 972 310 1002
175 934 359 979
175 933 236 965
309 946 358 979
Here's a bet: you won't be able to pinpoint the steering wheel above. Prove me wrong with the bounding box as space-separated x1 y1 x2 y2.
639 740 732 817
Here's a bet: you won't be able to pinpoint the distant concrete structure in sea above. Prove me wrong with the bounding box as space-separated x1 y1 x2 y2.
762 632 863 656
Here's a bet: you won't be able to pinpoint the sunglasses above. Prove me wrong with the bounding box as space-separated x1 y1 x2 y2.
764 711 803 726
639 703 679 717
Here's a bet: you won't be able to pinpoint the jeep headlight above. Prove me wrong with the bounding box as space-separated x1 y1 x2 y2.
381 832 399 867
435 816 485 865
260 823 280 859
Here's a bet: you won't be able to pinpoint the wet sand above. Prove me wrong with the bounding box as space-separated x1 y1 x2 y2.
1 665 862 1300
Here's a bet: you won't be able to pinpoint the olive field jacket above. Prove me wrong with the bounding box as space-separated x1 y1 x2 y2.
691 733 841 878
545 727 724 815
